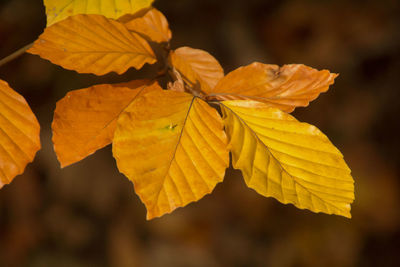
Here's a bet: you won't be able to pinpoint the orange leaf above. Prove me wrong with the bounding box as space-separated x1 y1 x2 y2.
122 8 172 43
52 80 161 167
0 80 40 188
28 14 156 76
168 47 224 94
113 90 229 219
210 63 338 113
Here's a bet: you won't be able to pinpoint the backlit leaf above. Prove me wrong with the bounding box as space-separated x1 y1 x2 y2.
211 63 338 113
44 0 154 26
221 100 354 218
28 14 156 76
113 90 229 219
0 80 40 188
168 47 224 95
122 8 172 43
53 80 160 167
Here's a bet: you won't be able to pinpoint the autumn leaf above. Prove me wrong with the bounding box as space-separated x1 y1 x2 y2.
210 63 338 113
168 47 224 95
113 89 229 219
52 80 161 168
122 8 172 43
221 100 354 218
0 80 40 189
28 14 156 76
44 0 154 26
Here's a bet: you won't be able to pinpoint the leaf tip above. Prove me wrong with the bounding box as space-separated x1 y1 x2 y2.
146 212 156 221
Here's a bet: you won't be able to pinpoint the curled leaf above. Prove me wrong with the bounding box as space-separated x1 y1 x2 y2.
0 80 40 188
28 14 156 76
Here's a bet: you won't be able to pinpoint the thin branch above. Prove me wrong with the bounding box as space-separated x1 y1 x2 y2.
0 43 34 68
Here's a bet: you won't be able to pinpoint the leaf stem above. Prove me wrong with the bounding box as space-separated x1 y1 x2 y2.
0 43 34 68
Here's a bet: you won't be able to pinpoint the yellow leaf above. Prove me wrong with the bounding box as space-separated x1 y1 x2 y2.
211 63 338 113
113 90 229 219
44 0 154 26
221 100 354 218
122 8 172 43
28 14 156 76
53 80 160 168
0 80 40 188
168 47 224 94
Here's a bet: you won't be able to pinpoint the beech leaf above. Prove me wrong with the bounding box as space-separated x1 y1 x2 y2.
168 47 224 94
44 0 154 26
211 63 338 113
122 8 172 43
221 100 354 218
52 80 161 167
113 90 229 219
0 80 41 188
28 14 156 76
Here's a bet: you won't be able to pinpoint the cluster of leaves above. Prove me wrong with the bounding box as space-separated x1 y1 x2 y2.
0 0 354 220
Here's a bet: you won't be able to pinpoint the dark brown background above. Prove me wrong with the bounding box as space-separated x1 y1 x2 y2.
1 0 400 266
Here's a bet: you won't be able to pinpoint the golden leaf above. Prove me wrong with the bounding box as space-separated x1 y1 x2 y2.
168 47 224 94
52 80 160 167
113 90 229 219
28 14 156 76
122 8 172 43
211 63 338 113
221 100 354 218
0 80 40 188
44 0 154 26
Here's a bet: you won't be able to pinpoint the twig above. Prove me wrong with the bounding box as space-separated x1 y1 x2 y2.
0 43 34 68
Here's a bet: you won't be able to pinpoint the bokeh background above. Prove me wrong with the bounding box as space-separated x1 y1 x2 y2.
1 0 400 266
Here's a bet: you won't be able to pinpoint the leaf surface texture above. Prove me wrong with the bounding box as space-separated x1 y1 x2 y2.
28 14 156 75
221 100 354 217
52 80 160 167
212 63 337 112
113 90 229 219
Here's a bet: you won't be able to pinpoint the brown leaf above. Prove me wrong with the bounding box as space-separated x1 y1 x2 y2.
209 62 338 113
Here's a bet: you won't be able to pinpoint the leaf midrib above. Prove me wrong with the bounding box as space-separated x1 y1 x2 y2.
151 96 197 211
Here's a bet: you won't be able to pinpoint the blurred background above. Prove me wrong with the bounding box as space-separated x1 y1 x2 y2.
1 0 400 266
